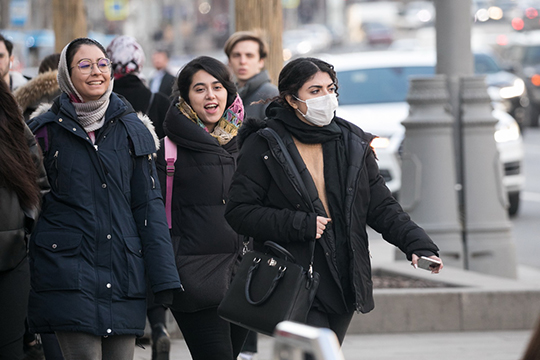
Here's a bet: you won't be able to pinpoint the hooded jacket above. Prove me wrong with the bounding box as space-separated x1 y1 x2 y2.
225 102 439 314
26 92 181 336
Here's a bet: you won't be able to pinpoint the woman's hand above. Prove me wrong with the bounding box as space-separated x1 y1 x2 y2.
411 254 443 274
315 216 332 239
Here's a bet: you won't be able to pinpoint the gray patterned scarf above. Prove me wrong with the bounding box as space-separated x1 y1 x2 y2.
57 40 114 133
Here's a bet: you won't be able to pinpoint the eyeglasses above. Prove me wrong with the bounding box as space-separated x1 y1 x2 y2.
71 58 111 75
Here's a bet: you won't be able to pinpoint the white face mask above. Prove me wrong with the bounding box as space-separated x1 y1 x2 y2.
295 93 338 126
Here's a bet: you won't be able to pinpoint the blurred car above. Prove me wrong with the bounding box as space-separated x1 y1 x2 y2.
498 33 540 126
360 21 394 46
396 1 435 29
283 24 333 61
474 51 529 130
323 50 525 215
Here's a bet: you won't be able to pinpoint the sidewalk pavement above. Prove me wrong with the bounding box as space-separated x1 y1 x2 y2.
135 232 538 359
134 330 533 360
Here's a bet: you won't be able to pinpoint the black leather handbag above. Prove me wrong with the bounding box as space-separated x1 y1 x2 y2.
218 127 320 336
217 240 319 336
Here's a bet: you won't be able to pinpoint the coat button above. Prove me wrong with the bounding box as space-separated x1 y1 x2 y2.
107 234 111 239
296 204 300 208
106 329 112 334
264 155 268 160
52 244 57 249
72 128 76 131
106 283 111 288
58 118 63 122
102 184 107 188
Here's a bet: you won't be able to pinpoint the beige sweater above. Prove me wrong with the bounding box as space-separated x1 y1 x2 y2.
293 137 330 217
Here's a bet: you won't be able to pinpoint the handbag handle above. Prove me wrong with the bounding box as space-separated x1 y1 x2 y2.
244 257 287 306
264 241 296 263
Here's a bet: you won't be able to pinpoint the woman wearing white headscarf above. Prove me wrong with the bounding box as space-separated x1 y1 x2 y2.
26 37 182 360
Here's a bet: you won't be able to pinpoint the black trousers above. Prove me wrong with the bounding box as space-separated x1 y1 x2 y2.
306 308 355 345
170 307 248 360
0 257 30 360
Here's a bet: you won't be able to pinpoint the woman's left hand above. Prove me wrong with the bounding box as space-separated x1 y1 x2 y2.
411 254 443 274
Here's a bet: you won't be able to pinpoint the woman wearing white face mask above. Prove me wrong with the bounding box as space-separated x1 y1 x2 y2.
225 57 443 344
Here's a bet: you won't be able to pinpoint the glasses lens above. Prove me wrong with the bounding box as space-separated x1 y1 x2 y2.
98 58 111 72
78 60 92 74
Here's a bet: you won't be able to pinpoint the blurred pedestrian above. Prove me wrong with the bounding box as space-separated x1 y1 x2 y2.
224 30 278 121
155 56 248 360
0 78 48 360
223 29 279 360
14 53 61 121
0 34 29 91
523 315 540 360
107 35 170 140
225 57 443 345
26 37 182 360
149 49 175 98
106 34 173 359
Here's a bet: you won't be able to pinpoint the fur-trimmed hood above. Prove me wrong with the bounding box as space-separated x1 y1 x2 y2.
13 70 60 112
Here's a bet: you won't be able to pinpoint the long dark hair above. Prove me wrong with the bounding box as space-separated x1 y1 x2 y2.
174 56 237 109
0 79 40 209
277 57 339 112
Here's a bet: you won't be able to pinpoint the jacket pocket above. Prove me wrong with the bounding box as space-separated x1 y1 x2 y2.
46 149 74 195
123 236 146 298
31 232 82 292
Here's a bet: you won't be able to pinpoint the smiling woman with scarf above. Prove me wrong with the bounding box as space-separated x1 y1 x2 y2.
225 57 444 344
155 56 248 360
26 37 181 360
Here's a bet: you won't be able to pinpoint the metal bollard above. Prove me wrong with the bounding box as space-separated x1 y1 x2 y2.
400 75 465 268
460 75 517 278
272 322 344 360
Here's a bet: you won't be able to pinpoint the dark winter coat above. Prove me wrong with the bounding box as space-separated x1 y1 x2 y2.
238 70 278 120
26 92 182 337
0 125 48 272
113 74 170 139
150 71 175 98
156 103 242 259
225 103 439 314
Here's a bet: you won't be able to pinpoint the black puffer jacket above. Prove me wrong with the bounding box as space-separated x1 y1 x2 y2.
225 102 439 314
156 103 242 258
0 125 49 272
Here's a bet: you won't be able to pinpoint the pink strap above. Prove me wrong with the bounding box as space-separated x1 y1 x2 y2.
164 136 177 229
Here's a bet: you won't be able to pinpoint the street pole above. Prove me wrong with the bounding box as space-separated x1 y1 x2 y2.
234 0 283 85
434 0 474 269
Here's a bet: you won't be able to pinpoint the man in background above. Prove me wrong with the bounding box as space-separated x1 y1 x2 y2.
223 30 279 360
0 34 28 92
149 49 175 98
224 30 278 121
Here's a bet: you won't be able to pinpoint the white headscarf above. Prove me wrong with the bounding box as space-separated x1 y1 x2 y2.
57 38 114 133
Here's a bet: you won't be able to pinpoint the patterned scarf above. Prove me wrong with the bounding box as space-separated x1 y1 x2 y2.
176 93 244 145
57 40 114 133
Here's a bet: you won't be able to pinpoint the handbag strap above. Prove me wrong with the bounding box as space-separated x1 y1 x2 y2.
164 136 177 229
259 127 317 278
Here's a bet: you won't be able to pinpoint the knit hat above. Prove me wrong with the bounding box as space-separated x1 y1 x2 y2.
106 35 145 79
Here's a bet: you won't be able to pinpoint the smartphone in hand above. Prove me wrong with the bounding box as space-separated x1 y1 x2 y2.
417 256 441 271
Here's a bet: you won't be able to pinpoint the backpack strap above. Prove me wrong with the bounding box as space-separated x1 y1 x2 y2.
164 136 177 229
